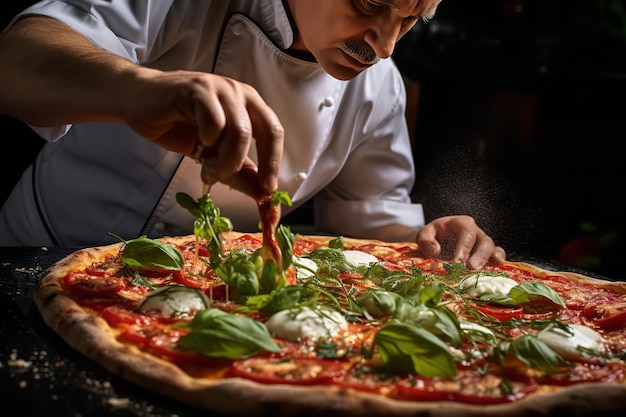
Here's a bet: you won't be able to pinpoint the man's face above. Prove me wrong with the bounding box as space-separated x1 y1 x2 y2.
286 0 441 80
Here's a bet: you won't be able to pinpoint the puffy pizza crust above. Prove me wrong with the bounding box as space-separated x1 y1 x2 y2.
33 234 626 417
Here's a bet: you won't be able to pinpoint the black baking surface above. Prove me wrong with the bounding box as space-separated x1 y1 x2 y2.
0 246 618 417
0 247 230 417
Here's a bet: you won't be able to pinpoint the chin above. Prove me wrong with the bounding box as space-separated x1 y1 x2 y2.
321 62 363 81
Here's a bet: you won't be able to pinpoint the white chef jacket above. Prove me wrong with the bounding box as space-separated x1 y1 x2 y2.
0 0 424 247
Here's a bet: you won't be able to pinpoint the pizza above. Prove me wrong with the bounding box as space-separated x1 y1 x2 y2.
33 193 626 417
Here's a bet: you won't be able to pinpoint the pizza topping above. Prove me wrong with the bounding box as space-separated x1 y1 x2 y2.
137 285 210 319
372 320 457 377
459 273 519 296
394 367 539 404
178 308 281 359
177 191 296 294
460 273 566 312
118 235 185 271
265 306 348 342
176 192 233 268
583 301 626 330
257 191 291 271
471 304 525 322
292 256 318 278
342 250 379 267
356 289 402 318
537 361 625 386
536 323 604 360
225 356 346 385
506 335 572 374
459 321 497 345
64 273 126 296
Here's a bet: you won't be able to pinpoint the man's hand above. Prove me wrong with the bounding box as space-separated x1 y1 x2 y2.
415 215 506 270
124 69 284 197
0 17 284 199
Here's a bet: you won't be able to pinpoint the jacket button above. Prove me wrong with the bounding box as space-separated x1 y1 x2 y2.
154 222 166 232
295 171 308 182
322 96 334 107
232 22 244 35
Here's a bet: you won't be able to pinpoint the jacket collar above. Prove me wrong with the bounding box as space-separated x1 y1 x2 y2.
259 0 295 49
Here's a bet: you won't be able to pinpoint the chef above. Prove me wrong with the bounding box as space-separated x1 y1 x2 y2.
0 0 505 269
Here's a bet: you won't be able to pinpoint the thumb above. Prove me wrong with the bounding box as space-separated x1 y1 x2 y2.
416 226 441 258
200 155 265 200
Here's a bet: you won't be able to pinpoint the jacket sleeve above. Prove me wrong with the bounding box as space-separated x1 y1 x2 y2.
10 0 176 141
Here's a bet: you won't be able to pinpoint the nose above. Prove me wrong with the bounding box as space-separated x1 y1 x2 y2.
364 20 401 59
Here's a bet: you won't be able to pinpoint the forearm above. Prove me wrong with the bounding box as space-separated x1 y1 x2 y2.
0 16 142 127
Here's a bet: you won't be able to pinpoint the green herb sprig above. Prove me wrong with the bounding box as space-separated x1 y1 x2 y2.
176 192 233 269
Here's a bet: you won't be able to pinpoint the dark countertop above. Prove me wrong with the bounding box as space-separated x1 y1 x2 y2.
0 246 616 416
0 246 229 417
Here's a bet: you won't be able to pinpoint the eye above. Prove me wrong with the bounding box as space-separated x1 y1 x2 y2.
353 0 390 15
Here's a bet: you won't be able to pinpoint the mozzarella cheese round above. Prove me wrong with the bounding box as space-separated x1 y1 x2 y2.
459 273 519 297
137 285 209 318
293 256 318 279
536 323 604 360
265 306 348 341
343 250 379 267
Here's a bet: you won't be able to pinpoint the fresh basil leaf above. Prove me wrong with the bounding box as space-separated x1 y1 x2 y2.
258 285 307 315
356 290 402 317
235 293 275 313
120 236 184 270
271 190 293 207
215 250 259 296
509 282 566 308
430 307 462 347
507 335 571 374
477 293 515 304
175 192 202 217
418 281 445 306
478 282 566 309
373 320 456 377
179 308 280 359
260 259 283 292
228 268 260 297
328 236 345 250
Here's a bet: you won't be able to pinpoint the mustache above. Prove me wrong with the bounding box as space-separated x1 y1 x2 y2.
342 42 380 65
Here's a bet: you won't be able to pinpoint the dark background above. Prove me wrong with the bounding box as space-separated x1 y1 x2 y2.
393 0 625 280
2 0 624 279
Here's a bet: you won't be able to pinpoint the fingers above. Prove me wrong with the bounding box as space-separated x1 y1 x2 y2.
195 78 283 196
415 223 442 258
124 71 283 198
194 87 228 151
415 216 506 270
200 155 264 199
453 230 492 270
491 246 507 263
249 104 283 193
